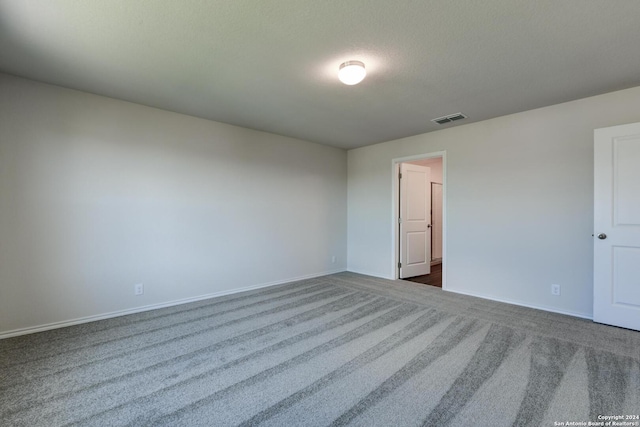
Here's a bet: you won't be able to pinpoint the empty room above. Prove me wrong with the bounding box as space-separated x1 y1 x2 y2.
1 1 640 426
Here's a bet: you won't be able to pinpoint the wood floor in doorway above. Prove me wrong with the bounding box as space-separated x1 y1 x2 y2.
403 263 442 288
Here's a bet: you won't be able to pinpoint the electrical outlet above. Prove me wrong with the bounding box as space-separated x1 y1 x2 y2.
134 283 144 296
551 284 561 296
331 256 336 263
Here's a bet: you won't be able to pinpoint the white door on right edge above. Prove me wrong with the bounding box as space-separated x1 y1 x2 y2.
594 122 640 331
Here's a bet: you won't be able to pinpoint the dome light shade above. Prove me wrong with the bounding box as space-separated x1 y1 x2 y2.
338 60 366 85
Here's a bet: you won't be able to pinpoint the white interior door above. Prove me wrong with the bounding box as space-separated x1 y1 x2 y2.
594 122 640 331
399 163 431 278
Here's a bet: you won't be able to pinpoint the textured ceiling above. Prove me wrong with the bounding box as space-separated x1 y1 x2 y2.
2 1 640 149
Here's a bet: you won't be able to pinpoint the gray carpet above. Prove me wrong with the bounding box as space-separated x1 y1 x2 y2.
1 272 639 426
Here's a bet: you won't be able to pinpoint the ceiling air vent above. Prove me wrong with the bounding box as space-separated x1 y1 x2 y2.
431 112 467 125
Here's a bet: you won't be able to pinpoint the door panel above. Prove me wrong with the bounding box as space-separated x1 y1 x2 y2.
614 138 640 225
594 123 640 331
407 172 427 220
613 247 640 307
400 163 431 278
407 231 427 265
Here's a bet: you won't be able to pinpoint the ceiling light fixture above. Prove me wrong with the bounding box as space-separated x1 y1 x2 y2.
338 60 366 85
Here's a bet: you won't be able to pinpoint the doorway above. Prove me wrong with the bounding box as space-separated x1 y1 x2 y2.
392 152 446 288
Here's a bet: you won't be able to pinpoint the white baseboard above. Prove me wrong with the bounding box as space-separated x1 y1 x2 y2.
346 268 392 280
341 269 592 320
0 268 347 339
444 288 593 320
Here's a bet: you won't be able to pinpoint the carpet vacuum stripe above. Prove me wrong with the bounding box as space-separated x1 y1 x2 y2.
0 278 327 355
1 286 351 389
238 309 452 426
64 298 404 426
132 304 423 426
4 291 376 413
2 282 335 367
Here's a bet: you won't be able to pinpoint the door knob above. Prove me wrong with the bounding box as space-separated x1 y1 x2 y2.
597 233 607 240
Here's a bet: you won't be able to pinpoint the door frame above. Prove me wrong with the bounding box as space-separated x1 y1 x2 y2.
431 182 443 261
392 151 447 287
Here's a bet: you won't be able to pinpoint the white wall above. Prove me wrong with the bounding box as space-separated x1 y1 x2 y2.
348 85 640 318
0 73 347 336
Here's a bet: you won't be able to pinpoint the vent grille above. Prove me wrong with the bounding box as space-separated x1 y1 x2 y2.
431 112 467 125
